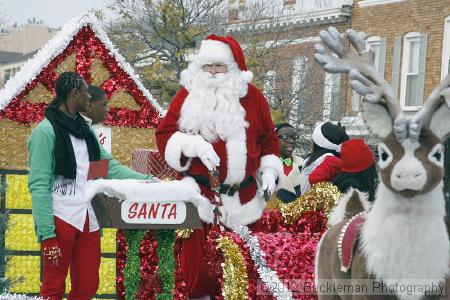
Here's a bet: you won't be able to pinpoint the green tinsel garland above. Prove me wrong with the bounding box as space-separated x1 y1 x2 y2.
123 229 147 300
156 229 175 300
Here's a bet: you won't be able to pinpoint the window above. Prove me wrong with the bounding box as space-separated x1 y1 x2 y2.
366 36 386 76
441 16 450 80
323 72 340 121
399 32 427 110
264 70 276 106
291 56 308 123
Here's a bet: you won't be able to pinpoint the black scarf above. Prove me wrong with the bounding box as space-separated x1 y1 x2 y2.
44 105 100 179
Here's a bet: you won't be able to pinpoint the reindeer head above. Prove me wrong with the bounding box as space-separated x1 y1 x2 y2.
315 27 450 198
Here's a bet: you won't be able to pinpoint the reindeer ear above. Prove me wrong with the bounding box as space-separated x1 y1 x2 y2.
429 103 450 140
361 101 393 138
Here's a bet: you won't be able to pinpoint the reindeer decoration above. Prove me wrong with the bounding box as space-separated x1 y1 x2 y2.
314 27 450 300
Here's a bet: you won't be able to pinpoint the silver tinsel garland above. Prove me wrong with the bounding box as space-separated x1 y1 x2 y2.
0 294 43 300
231 224 293 300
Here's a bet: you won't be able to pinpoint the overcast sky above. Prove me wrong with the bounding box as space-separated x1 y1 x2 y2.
1 0 110 28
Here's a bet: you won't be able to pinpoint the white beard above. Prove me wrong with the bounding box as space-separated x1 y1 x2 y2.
178 69 249 142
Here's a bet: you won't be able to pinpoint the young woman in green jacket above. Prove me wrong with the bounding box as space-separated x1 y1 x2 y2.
28 71 154 300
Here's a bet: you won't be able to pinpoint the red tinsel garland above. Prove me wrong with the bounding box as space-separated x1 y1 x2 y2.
116 229 127 300
136 230 161 300
1 26 160 128
173 237 189 299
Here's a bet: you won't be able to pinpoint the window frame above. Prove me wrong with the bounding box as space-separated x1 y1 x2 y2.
399 32 423 111
441 16 450 80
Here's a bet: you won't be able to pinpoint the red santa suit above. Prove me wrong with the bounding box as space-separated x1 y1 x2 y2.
155 35 283 298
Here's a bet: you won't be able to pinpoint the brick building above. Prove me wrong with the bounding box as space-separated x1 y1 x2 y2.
225 0 353 153
226 0 450 227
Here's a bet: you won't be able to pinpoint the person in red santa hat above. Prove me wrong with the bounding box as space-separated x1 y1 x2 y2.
156 34 283 299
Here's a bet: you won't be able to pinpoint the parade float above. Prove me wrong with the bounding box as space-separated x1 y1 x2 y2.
0 12 341 300
0 13 162 299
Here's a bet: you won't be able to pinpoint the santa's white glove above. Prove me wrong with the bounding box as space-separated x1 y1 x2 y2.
194 140 220 171
261 170 277 195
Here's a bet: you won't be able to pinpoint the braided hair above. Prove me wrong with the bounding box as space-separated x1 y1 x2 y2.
49 72 85 107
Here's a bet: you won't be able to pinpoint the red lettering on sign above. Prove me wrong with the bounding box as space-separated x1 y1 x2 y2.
161 203 170 218
128 203 138 219
148 203 160 219
137 203 147 218
167 204 177 219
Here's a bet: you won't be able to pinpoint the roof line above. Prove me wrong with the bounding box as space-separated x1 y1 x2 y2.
0 13 163 115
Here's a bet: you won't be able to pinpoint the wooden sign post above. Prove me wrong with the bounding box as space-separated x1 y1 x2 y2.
92 194 202 229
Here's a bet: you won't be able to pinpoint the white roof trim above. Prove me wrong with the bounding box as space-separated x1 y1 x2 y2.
226 6 351 33
0 13 163 115
358 0 406 8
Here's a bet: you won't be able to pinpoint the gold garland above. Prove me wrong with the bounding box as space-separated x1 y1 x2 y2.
55 52 76 74
6 214 39 251
109 89 140 110
175 229 194 239
276 182 342 225
91 56 111 86
111 127 156 167
216 236 249 300
101 228 117 254
6 174 31 209
0 119 33 170
6 256 40 293
98 257 117 294
22 83 53 104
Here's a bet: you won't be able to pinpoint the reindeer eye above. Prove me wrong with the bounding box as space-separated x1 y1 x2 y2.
378 143 393 169
433 150 441 161
428 144 444 167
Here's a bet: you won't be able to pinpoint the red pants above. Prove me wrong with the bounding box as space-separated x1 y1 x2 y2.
40 214 101 300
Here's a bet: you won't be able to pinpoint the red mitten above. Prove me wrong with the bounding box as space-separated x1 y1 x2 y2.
42 237 62 266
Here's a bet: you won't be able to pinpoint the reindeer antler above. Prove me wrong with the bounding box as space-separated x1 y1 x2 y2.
409 73 450 141
315 27 408 142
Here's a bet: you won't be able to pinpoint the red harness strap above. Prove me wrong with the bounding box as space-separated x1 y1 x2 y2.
338 212 366 272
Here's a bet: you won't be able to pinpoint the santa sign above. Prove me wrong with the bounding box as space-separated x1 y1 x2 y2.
122 201 186 224
86 179 204 229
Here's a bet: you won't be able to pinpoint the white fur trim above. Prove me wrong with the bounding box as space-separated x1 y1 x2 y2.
196 39 235 65
197 199 215 224
361 182 449 299
327 188 372 226
221 192 266 227
195 190 266 227
224 127 247 184
180 176 200 193
240 70 253 83
312 122 341 152
259 154 284 190
164 132 205 172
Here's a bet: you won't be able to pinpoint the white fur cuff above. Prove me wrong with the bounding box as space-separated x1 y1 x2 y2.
259 154 284 190
165 132 205 172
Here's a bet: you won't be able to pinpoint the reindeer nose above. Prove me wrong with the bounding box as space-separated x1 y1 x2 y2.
391 169 426 192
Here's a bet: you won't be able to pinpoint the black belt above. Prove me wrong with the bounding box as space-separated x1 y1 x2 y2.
182 172 254 197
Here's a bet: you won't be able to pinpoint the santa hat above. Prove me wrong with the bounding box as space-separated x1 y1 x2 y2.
193 34 253 82
312 121 349 152
340 139 375 172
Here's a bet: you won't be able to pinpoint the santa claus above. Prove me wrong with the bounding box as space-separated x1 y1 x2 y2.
156 34 283 299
